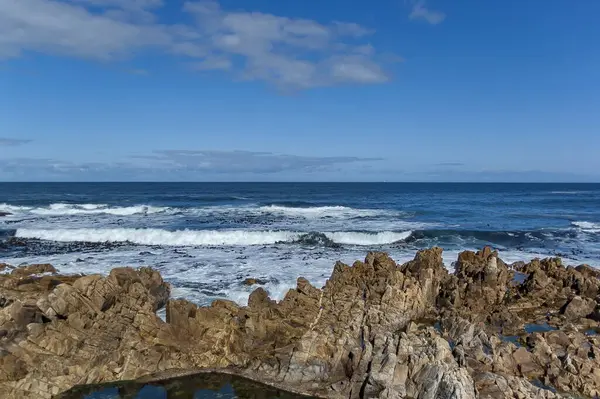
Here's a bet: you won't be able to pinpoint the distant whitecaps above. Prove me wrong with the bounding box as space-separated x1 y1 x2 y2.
1 203 169 216
2 202 397 220
258 205 387 218
16 228 412 247
550 191 593 195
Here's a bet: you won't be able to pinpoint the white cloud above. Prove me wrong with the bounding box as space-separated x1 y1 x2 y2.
0 0 171 60
409 1 446 25
329 55 388 84
0 0 393 88
182 1 389 88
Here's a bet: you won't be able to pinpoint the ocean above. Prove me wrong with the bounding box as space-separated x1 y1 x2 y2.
1 182 599 307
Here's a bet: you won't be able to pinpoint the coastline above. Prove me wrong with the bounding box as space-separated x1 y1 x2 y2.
1 247 599 398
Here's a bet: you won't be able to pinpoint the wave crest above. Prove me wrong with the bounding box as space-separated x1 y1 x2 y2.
572 221 600 233
15 228 412 247
324 231 412 245
0 203 170 216
1 202 395 220
257 205 387 218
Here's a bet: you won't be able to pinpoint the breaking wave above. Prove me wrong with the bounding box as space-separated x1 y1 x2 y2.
257 205 387 218
16 228 297 246
1 202 394 220
572 221 600 233
0 203 169 216
14 228 413 247
323 231 412 245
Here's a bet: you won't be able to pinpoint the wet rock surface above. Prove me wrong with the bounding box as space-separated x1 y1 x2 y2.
0 248 599 398
242 277 268 286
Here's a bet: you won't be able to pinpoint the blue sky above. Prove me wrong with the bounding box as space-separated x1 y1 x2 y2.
1 0 599 182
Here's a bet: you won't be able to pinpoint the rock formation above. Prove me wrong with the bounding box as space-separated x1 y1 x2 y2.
0 248 598 398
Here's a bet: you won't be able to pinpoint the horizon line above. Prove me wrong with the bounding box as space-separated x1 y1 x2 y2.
1 181 599 184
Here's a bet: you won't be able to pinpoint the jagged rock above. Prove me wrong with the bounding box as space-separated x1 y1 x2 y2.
439 247 512 318
518 258 600 302
561 296 596 319
476 373 562 399
1 249 599 399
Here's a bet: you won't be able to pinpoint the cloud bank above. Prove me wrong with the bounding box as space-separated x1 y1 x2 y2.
0 0 397 88
0 138 31 146
0 149 381 180
2 150 596 182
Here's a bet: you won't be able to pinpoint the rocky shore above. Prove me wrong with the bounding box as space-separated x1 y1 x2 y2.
1 248 599 398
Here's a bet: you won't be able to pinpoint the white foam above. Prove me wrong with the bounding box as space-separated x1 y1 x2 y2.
324 231 412 245
2 202 400 225
16 228 299 246
15 227 417 247
572 221 600 232
156 307 167 322
1 202 171 216
29 203 169 216
79 204 105 210
550 191 593 195
0 204 32 213
258 205 385 219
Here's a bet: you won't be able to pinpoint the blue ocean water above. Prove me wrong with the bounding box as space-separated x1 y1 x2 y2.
1 183 599 306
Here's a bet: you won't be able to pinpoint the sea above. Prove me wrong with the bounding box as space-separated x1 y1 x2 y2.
1 182 599 307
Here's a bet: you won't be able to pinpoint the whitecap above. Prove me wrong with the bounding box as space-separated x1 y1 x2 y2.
0 204 32 213
15 227 414 247
257 205 386 219
16 228 299 246
572 221 600 233
28 203 169 216
324 231 412 245
550 191 594 195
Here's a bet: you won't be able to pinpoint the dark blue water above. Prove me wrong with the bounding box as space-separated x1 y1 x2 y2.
59 372 313 398
1 183 599 306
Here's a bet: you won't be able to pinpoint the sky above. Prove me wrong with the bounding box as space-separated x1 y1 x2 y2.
1 0 599 182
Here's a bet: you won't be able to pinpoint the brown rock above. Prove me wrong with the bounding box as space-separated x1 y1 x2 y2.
512 347 538 377
561 296 596 319
1 248 599 399
439 246 511 319
10 264 57 277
